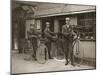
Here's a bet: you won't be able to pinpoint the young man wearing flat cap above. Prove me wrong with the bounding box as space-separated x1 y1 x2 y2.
27 24 38 60
62 17 77 66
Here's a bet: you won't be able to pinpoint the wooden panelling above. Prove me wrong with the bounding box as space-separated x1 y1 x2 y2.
73 41 96 59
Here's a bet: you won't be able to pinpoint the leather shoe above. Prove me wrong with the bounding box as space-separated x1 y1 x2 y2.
71 63 76 66
65 60 69 65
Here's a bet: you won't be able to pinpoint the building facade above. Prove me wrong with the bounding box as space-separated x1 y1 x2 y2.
12 1 96 65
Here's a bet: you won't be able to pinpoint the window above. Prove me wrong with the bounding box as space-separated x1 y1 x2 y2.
77 12 96 40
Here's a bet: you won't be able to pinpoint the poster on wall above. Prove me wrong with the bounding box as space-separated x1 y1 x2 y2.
11 0 96 74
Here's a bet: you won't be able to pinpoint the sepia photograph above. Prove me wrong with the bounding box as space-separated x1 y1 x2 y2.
11 0 96 74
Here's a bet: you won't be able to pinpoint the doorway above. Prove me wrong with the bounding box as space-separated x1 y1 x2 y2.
41 17 54 37
41 17 54 32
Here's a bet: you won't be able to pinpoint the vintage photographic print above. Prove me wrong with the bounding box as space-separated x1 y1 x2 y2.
11 0 96 74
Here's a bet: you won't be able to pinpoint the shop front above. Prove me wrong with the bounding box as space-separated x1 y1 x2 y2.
35 10 96 66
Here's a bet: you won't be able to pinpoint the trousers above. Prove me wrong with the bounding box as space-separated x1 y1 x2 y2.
30 38 38 59
45 39 52 58
63 39 74 63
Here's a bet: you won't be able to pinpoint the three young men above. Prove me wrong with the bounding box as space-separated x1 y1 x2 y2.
27 17 77 66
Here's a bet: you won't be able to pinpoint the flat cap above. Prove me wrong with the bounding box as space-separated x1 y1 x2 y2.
65 17 70 21
45 22 50 24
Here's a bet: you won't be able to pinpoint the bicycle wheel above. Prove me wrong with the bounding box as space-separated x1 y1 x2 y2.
73 39 83 65
36 44 47 64
55 39 65 60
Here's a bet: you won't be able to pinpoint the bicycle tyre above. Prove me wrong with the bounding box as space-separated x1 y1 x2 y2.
36 44 47 64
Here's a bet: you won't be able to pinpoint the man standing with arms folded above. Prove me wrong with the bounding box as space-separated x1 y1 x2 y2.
62 17 77 66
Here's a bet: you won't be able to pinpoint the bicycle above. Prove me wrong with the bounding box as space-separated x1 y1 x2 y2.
72 36 84 66
36 38 48 64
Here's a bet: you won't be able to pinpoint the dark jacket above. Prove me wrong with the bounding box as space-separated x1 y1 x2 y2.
44 27 54 40
62 25 76 41
27 28 38 40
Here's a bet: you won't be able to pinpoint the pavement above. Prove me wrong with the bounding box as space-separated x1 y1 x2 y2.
11 52 95 74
